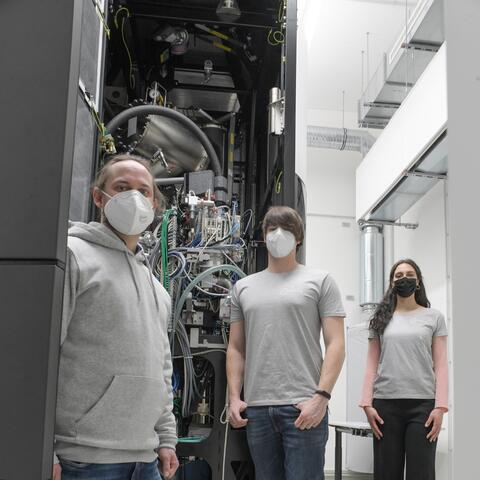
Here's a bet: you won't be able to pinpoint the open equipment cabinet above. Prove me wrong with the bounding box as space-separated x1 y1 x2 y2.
71 1 302 480
86 0 303 480
72 0 302 265
0 0 300 478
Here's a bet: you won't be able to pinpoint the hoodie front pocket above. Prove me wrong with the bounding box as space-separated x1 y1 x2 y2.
75 375 167 450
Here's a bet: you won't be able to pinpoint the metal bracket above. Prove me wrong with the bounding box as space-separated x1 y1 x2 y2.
78 79 97 113
152 147 170 171
363 101 400 109
385 80 415 88
358 120 388 130
359 219 419 230
91 0 110 38
404 170 447 180
268 97 285 106
401 41 440 53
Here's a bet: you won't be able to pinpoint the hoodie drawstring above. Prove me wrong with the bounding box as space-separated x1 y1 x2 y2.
124 253 141 303
146 262 160 311
124 252 161 310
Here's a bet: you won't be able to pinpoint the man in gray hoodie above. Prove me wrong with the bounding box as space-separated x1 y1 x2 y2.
53 154 178 480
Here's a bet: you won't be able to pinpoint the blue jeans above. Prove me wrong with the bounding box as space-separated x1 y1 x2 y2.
245 405 329 480
59 459 162 480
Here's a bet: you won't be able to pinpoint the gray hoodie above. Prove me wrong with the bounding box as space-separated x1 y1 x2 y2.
55 222 177 464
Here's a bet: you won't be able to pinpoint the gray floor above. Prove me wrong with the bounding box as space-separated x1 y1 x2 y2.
325 472 373 480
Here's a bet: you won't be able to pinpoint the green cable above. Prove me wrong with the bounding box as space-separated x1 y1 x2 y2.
160 209 175 290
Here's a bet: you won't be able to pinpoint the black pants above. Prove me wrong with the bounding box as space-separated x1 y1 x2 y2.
373 398 437 480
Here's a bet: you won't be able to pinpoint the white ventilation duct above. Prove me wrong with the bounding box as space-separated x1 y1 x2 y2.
307 126 376 156
359 224 384 310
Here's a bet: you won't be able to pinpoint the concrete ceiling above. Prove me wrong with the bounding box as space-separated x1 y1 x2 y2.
299 0 420 113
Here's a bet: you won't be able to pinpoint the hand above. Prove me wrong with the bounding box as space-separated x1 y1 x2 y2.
228 398 248 428
158 448 179 480
294 395 328 430
52 463 62 480
363 406 384 440
425 408 444 442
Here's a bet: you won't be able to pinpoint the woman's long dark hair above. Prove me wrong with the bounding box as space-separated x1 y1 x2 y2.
370 258 431 335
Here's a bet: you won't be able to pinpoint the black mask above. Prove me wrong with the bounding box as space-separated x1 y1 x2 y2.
393 277 417 298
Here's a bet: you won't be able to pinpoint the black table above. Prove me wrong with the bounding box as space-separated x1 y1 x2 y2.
328 421 373 480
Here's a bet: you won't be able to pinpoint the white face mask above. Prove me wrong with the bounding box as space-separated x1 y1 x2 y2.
266 227 297 258
102 190 154 236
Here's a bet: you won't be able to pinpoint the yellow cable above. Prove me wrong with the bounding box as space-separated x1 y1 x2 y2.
114 6 130 28
278 0 285 22
212 41 233 53
268 0 286 46
114 7 134 89
273 31 285 44
268 29 280 46
209 28 229 42
275 171 283 194
121 16 135 89
90 107 104 136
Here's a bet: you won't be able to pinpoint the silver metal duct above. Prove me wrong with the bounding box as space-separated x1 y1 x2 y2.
269 87 284 135
359 224 384 309
134 115 209 177
155 177 184 186
307 126 376 156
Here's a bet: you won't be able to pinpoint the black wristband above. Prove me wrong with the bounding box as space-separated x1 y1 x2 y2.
314 389 331 400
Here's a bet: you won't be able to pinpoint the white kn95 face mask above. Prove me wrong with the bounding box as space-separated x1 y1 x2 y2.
266 227 296 258
102 190 154 236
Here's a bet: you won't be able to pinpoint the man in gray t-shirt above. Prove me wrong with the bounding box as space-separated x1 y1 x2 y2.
227 206 346 480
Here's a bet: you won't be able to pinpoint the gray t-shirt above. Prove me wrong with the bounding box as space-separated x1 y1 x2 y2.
369 307 448 399
230 265 346 406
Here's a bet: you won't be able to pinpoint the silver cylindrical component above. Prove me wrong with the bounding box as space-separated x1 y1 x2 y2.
155 177 184 186
193 397 210 425
269 87 283 135
134 115 209 177
359 224 384 309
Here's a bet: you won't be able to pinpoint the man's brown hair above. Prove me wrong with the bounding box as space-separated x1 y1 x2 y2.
262 206 304 243
93 154 165 212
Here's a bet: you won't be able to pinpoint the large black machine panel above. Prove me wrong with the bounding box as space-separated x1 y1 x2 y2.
0 1 82 479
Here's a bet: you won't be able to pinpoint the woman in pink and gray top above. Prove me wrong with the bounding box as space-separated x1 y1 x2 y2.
360 259 448 480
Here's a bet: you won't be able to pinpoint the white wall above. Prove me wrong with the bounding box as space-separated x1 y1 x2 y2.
389 180 449 480
391 182 447 315
355 46 447 221
445 4 480 478
306 108 449 478
306 108 363 472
